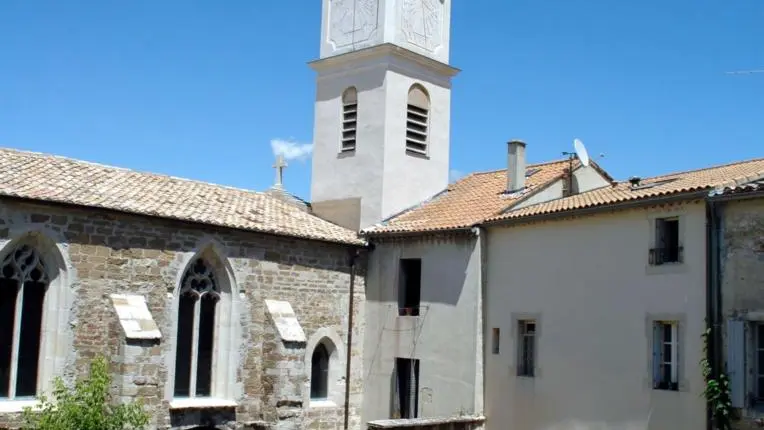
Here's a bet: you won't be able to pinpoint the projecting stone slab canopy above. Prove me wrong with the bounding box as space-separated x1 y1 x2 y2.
265 299 306 343
110 293 162 340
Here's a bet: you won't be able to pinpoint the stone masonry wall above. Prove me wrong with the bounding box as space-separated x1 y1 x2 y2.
0 198 365 430
721 197 764 430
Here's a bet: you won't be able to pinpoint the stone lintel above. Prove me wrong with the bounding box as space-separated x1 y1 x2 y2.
110 293 162 340
265 299 306 343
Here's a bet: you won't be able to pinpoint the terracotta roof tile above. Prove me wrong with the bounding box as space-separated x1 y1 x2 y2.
489 158 764 222
363 159 576 234
0 148 363 245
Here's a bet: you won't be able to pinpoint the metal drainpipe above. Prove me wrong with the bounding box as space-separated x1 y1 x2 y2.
706 198 725 430
344 248 359 430
705 200 715 430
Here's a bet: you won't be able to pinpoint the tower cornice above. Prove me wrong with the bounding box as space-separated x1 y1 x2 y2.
308 43 460 78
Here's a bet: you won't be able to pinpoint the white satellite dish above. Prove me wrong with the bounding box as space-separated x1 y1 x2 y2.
573 138 590 167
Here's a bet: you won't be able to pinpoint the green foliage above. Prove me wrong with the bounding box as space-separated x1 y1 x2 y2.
21 355 150 430
700 328 733 430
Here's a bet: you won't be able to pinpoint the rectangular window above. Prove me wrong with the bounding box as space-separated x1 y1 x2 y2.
650 217 682 265
394 358 420 419
517 320 536 377
405 104 428 155
492 328 501 355
341 101 357 152
652 321 679 391
398 259 422 316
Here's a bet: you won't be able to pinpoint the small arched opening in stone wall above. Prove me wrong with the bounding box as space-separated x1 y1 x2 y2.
304 328 345 408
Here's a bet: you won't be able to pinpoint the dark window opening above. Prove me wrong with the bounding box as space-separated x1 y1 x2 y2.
398 259 422 316
310 343 330 399
0 245 48 400
517 320 536 377
492 328 501 355
394 358 419 419
174 258 219 398
650 218 682 265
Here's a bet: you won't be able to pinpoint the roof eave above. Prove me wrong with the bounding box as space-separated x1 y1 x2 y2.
483 189 709 228
0 195 366 247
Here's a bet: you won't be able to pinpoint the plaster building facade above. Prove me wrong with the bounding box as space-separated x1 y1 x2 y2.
0 149 366 430
361 142 613 427
481 159 764 430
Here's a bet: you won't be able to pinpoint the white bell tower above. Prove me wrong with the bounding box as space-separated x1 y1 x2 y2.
309 0 459 231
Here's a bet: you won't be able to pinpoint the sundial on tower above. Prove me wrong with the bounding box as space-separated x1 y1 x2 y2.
328 0 380 49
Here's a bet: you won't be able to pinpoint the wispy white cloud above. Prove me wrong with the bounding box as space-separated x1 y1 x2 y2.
270 138 313 162
449 169 466 183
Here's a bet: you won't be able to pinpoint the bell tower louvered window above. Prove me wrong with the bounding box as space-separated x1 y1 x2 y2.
341 87 358 152
405 85 430 155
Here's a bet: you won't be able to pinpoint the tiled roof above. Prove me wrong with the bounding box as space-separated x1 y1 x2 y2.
709 177 764 197
488 158 764 223
0 148 363 245
363 159 576 235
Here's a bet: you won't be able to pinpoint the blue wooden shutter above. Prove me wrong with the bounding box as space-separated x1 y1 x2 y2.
726 319 746 408
652 322 661 388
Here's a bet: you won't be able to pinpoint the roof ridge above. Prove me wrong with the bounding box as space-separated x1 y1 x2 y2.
626 156 764 183
463 158 570 177
0 146 266 197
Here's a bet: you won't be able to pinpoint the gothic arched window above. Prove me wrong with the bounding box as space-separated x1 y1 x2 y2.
405 84 430 155
341 87 358 153
310 343 330 400
0 245 48 399
174 258 219 398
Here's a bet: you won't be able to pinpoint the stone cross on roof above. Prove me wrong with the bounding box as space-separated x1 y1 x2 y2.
272 154 287 189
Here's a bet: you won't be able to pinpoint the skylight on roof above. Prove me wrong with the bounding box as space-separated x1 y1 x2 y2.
525 168 541 177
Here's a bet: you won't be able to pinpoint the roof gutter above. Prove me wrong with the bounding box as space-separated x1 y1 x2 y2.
482 190 709 228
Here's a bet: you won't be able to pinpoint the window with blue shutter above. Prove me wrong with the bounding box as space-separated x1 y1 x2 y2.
726 319 746 408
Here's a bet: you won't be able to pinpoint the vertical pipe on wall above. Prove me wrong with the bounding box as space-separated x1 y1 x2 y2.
344 247 360 430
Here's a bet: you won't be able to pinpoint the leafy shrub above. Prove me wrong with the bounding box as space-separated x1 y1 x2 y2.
22 355 150 430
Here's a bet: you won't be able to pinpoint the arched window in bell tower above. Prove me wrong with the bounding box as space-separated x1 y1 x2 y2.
405 84 430 155
340 87 358 152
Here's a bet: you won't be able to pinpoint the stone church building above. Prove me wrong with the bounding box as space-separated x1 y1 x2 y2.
0 149 366 429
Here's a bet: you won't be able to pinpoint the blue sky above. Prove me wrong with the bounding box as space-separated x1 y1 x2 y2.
1 1 762 199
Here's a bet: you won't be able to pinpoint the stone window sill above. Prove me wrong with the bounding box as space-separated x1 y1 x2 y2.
0 399 39 413
309 399 338 409
169 397 237 410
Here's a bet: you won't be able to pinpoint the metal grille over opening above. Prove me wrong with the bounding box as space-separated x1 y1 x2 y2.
174 258 220 398
0 244 48 399
405 85 430 155
341 87 358 152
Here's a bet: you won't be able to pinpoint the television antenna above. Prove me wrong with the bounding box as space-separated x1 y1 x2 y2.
561 138 593 195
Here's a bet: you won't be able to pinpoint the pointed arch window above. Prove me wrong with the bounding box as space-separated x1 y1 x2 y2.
405 85 430 155
341 87 358 152
310 343 330 399
174 258 219 398
0 245 48 399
